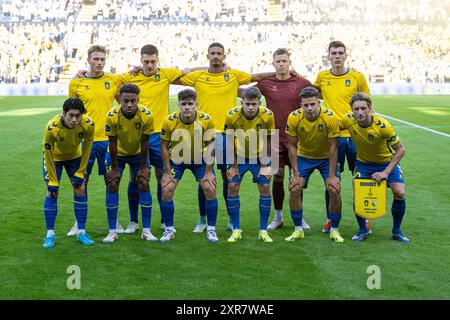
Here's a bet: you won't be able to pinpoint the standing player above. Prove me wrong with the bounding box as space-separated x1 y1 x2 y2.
341 93 409 243
253 48 312 232
102 84 155 243
159 89 218 242
180 42 282 233
225 87 275 243
285 87 344 242
68 45 125 235
314 40 371 233
41 98 95 248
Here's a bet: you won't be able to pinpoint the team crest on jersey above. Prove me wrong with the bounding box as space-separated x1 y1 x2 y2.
256 124 262 129
78 132 84 139
105 125 111 132
104 82 110 89
44 143 51 150
318 124 324 132
135 122 142 129
155 74 160 82
345 79 351 87
368 134 374 141
161 129 166 136
224 74 230 82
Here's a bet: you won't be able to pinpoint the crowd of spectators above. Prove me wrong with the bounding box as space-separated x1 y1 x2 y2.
0 1 448 84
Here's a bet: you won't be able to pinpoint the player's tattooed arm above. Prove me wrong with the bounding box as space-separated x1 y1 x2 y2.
372 142 405 181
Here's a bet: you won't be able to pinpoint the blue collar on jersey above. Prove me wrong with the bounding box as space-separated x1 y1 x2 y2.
330 68 349 76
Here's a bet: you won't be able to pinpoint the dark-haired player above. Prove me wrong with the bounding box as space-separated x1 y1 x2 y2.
102 84 155 243
41 98 95 248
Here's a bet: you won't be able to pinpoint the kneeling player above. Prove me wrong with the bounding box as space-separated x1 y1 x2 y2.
160 89 218 242
103 84 155 243
285 87 344 242
42 98 95 248
225 87 275 243
341 93 409 243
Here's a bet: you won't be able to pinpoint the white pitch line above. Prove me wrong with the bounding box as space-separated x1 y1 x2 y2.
376 113 450 138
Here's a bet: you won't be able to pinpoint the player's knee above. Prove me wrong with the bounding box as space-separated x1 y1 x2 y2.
73 187 85 197
393 188 405 200
273 171 284 183
228 183 240 195
138 180 149 192
130 175 138 184
258 184 270 196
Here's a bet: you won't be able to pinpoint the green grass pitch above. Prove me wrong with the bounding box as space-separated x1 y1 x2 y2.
0 95 449 299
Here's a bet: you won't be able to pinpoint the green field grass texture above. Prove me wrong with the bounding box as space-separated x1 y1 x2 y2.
0 95 449 299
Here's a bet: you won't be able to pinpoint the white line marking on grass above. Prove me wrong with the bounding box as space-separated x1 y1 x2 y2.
376 113 450 138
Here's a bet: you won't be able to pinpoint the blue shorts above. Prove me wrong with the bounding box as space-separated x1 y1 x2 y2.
228 161 270 185
42 157 82 184
354 160 405 184
84 140 109 176
338 137 356 173
148 133 163 169
297 156 340 188
165 161 214 181
216 133 229 171
105 153 148 178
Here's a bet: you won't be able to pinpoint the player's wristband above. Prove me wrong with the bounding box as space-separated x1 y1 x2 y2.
72 176 84 187
47 185 59 193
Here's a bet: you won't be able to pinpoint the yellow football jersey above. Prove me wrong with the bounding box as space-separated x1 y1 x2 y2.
43 114 95 187
160 111 215 163
224 106 275 159
285 107 340 159
340 113 400 163
105 106 155 156
69 73 125 141
180 69 252 132
121 68 183 133
314 68 370 137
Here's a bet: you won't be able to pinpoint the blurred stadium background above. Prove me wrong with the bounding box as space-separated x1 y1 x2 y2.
0 0 449 96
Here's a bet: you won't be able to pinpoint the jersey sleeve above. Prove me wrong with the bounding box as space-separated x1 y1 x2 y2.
224 113 235 131
205 117 216 142
285 113 298 137
142 111 155 136
265 112 275 135
119 72 133 84
339 114 352 131
68 79 79 98
105 112 117 137
384 122 400 147
326 114 340 139
179 70 201 87
357 73 371 95
160 118 172 141
234 69 252 85
313 72 324 90
163 68 183 83
74 119 95 180
43 123 58 187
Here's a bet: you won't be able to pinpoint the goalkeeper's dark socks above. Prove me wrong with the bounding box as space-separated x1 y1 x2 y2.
44 196 58 231
127 181 139 223
330 212 342 228
106 192 119 231
325 189 330 220
205 198 218 227
197 184 207 220
290 209 303 227
355 214 368 233
392 198 406 234
73 194 87 230
161 200 174 228
259 195 272 230
139 191 152 229
226 195 240 229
